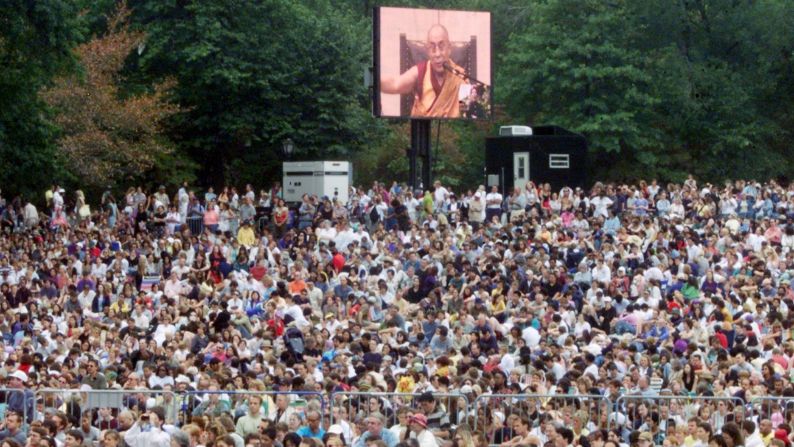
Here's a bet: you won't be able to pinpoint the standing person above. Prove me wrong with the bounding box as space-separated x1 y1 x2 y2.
433 181 450 213
22 199 38 229
485 186 503 223
177 182 189 223
273 199 289 238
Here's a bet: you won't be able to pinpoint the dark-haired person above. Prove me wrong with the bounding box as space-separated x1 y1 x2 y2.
63 430 84 447
0 411 26 444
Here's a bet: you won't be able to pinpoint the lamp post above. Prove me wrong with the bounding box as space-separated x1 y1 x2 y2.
281 138 295 160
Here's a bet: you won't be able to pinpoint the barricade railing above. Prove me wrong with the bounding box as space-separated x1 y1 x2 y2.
329 391 469 430
36 388 178 426
472 393 611 446
748 396 794 423
612 394 747 442
180 390 327 427
0 387 35 425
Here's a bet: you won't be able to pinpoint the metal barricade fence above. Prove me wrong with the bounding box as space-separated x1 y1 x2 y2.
748 396 794 425
330 391 469 430
181 390 327 427
0 387 34 425
612 395 747 442
472 394 611 446
186 216 203 235
36 388 178 426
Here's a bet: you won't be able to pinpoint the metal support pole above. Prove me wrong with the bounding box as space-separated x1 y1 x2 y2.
411 119 432 192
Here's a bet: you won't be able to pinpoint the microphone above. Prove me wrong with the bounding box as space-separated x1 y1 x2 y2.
442 61 488 89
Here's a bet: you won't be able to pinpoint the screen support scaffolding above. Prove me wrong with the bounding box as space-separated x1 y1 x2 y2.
409 119 432 192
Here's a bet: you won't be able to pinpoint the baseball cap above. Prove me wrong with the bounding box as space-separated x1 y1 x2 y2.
9 371 27 383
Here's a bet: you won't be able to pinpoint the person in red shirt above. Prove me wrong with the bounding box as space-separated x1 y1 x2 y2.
714 325 729 349
332 249 345 273
249 258 267 281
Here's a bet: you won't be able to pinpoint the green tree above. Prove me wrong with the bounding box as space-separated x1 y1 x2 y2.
630 0 793 181
499 0 661 180
0 0 80 197
125 0 376 187
41 3 180 189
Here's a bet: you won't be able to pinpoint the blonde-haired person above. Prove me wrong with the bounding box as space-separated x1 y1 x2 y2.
451 424 477 447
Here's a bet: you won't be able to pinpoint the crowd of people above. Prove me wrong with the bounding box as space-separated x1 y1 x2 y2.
0 176 794 447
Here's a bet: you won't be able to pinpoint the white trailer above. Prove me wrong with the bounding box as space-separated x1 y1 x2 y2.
282 161 350 204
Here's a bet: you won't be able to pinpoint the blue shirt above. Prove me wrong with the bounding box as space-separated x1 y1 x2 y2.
354 429 399 447
296 426 325 439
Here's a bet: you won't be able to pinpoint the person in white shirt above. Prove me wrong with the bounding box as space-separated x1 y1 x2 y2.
177 185 189 223
148 365 175 389
131 304 151 330
433 181 449 211
404 192 420 222
23 200 39 229
123 407 171 447
408 414 438 447
521 325 541 349
52 188 65 210
77 284 96 310
590 192 613 219
591 258 611 283
316 220 337 244
282 295 310 330
485 186 503 223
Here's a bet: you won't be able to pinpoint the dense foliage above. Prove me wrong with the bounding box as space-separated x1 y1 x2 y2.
41 4 180 188
2 0 794 198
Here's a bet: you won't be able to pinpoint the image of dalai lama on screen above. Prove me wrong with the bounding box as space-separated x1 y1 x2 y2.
380 24 469 118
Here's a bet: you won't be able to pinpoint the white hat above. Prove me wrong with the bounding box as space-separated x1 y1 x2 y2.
328 425 344 435
175 375 191 384
9 371 27 382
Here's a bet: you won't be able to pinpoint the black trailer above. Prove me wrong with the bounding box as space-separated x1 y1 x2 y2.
485 126 587 194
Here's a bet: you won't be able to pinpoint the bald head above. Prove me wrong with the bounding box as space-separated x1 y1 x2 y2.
426 24 451 74
427 24 450 42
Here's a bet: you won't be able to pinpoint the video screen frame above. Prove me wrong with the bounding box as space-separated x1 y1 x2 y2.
373 6 493 121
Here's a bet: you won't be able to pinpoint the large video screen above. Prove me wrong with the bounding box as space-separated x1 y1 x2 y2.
374 7 492 120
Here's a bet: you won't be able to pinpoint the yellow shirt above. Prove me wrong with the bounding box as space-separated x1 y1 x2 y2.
237 226 255 247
